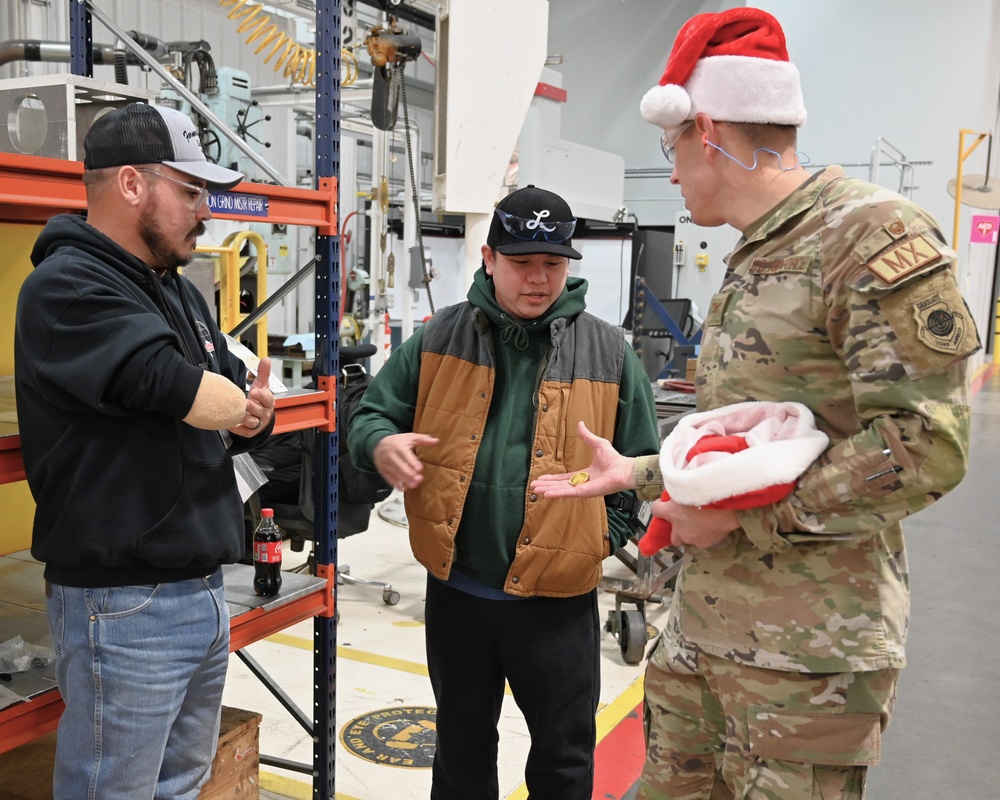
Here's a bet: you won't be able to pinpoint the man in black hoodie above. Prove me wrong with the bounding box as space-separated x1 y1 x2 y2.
14 103 275 800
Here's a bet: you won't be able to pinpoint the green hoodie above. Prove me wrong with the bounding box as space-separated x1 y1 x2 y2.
349 267 659 589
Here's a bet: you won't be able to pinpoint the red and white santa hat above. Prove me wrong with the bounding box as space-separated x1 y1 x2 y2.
660 401 828 508
640 7 807 132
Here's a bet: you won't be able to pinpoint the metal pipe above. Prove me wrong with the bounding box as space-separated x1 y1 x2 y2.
252 78 373 96
401 122 417 340
0 39 171 68
625 160 934 181
82 0 289 187
229 258 316 339
368 126 390 372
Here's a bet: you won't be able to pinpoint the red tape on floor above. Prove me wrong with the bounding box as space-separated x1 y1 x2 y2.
592 702 644 799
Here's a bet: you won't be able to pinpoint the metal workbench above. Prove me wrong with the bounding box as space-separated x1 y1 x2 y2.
0 551 330 754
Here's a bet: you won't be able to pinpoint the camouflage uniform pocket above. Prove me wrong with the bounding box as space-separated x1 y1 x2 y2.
742 757 867 800
747 706 881 766
794 426 900 513
743 707 879 799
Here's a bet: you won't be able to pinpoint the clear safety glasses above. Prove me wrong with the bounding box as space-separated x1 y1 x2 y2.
137 168 210 210
494 207 577 243
660 122 694 165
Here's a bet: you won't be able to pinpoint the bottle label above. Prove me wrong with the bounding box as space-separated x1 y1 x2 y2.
254 540 283 563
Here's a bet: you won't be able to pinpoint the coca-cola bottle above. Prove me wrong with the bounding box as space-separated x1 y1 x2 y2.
252 508 283 597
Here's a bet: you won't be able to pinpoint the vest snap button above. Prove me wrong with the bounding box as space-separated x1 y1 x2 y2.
535 449 543 457
459 475 466 482
541 404 548 411
471 434 477 440
522 537 531 545
511 576 520 584
529 493 537 502
604 533 610 540
448 518 454 525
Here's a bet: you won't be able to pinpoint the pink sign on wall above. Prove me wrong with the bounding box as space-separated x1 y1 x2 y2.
971 215 1000 244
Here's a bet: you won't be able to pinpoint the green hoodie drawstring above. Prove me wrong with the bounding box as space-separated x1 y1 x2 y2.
499 320 531 350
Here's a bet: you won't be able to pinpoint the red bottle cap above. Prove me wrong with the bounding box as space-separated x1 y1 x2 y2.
261 508 274 518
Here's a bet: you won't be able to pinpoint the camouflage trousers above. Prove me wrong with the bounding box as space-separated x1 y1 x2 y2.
636 626 899 800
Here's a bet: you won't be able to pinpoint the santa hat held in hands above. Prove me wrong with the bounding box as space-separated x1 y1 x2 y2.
639 402 829 556
639 7 807 132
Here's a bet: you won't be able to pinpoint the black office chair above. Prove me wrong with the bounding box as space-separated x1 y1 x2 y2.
246 345 400 606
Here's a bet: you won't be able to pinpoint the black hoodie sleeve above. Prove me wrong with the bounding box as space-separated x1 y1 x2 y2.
17 261 203 418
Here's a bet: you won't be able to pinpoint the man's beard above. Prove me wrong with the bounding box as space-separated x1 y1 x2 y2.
138 195 206 271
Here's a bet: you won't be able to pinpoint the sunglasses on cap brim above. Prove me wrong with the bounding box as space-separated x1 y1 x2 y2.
494 208 577 243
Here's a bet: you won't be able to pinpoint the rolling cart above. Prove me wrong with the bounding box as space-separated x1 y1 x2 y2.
601 403 695 664
602 530 683 665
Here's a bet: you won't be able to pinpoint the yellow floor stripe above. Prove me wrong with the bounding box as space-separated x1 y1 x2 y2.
596 673 644 740
264 631 513 694
260 770 361 800
265 631 430 676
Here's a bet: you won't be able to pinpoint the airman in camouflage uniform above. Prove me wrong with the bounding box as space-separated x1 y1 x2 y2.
534 8 979 799
637 161 977 800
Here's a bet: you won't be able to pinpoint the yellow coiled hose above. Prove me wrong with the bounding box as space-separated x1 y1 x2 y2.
220 0 358 87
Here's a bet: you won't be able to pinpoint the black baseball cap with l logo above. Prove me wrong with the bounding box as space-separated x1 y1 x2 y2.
84 103 244 191
487 185 582 260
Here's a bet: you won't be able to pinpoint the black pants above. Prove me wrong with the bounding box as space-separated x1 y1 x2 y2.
425 576 600 800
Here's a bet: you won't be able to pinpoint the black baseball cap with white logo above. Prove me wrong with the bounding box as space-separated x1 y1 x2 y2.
487 185 582 260
84 103 244 191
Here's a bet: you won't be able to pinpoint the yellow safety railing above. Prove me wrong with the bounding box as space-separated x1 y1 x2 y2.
952 129 992 252
195 230 268 355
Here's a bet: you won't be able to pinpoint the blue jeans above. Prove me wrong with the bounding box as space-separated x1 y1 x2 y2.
46 570 230 800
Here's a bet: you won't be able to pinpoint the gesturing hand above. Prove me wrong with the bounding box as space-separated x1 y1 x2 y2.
530 421 636 499
373 432 441 491
230 357 275 438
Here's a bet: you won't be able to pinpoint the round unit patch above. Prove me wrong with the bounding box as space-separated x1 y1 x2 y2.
914 293 966 353
925 307 955 338
340 706 437 768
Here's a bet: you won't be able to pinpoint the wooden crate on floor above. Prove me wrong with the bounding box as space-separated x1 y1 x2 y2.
199 706 262 800
0 730 57 800
0 706 261 800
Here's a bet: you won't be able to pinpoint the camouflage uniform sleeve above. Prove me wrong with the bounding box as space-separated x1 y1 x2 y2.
633 454 663 501
740 219 978 552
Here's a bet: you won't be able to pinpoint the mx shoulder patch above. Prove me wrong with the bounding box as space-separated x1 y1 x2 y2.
868 235 941 284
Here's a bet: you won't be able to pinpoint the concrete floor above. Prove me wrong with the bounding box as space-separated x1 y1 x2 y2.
864 372 1000 799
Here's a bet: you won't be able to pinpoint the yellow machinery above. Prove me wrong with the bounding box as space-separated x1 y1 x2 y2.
196 230 269 355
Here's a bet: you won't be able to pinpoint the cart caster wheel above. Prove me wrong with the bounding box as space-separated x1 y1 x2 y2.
619 610 646 665
383 588 400 606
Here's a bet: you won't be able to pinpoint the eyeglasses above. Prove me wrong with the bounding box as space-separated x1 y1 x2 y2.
136 168 210 210
494 207 577 243
660 122 694 165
